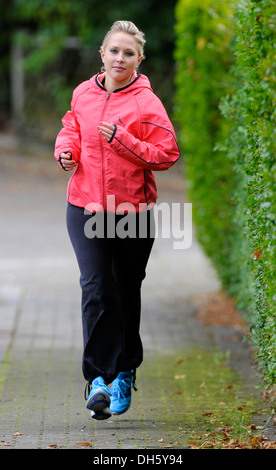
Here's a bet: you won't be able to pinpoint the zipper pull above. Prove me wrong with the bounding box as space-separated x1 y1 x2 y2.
107 92 111 100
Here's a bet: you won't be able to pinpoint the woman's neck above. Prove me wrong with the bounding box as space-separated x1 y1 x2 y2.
102 71 137 92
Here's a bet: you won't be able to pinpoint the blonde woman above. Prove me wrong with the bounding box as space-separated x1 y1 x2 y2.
55 20 180 420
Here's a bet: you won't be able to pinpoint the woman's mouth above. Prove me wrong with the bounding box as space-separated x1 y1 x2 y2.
113 66 125 71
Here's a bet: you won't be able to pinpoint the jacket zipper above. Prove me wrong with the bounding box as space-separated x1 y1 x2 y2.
100 91 111 211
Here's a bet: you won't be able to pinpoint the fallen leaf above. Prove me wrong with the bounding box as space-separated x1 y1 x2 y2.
253 249 262 260
262 442 276 449
199 382 205 388
12 432 22 436
187 441 201 448
251 437 259 447
215 426 231 433
195 292 248 331
158 438 164 442
192 431 202 439
249 424 257 430
76 442 91 447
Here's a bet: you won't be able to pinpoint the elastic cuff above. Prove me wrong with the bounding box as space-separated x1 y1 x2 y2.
107 124 117 144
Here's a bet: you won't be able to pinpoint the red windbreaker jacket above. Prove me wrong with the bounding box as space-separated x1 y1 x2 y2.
54 72 180 213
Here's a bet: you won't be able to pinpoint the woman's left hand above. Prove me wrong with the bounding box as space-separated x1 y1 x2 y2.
98 122 115 142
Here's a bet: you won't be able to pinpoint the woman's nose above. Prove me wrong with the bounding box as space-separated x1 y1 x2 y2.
116 52 124 62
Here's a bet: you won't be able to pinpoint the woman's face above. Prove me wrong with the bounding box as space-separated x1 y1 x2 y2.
101 32 142 90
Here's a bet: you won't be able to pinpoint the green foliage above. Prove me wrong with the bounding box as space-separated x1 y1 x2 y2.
174 0 275 386
219 0 276 386
174 0 239 287
1 0 177 126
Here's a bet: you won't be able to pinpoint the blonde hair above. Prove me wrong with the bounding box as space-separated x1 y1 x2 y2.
100 20 146 60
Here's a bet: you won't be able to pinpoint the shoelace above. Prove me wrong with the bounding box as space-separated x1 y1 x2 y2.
132 370 138 391
84 382 91 400
113 375 137 398
84 371 137 400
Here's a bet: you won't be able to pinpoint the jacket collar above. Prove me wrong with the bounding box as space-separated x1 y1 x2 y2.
95 72 141 93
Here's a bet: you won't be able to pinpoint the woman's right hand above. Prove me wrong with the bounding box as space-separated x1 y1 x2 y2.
60 152 78 171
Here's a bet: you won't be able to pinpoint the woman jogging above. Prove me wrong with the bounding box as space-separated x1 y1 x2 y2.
54 20 180 420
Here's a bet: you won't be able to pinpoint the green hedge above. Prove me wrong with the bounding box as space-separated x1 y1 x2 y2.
174 0 275 386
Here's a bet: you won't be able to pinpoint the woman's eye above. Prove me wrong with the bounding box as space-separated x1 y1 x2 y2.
109 49 134 56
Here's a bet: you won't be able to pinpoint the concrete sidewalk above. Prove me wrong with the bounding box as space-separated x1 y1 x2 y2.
0 147 274 450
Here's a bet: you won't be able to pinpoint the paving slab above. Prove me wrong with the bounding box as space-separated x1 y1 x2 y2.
0 142 274 452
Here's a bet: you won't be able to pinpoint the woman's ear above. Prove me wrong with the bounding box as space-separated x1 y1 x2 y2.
137 56 143 68
100 49 105 64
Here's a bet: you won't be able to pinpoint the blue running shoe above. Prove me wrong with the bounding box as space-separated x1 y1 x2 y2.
110 371 137 415
85 377 111 420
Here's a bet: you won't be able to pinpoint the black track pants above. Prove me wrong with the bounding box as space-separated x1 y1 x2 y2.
66 203 155 384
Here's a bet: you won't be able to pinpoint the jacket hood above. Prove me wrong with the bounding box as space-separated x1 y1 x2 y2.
91 71 153 95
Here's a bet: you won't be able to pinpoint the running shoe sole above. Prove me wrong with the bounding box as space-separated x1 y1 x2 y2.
90 408 112 420
86 388 111 420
